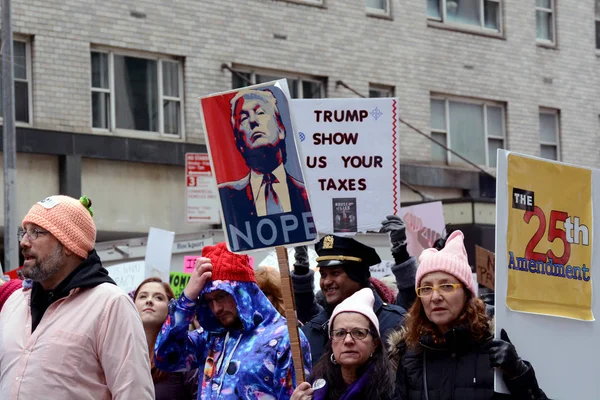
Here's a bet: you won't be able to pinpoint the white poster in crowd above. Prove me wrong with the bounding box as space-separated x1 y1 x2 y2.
107 261 145 294
400 201 445 259
186 153 220 224
292 98 400 234
144 227 175 283
495 150 600 398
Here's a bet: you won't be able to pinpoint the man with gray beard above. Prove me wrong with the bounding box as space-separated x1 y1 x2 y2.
0 195 154 399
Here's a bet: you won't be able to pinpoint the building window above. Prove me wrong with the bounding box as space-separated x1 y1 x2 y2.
369 84 394 98
0 39 31 124
536 0 555 44
366 0 390 15
90 49 184 137
596 0 600 50
539 109 559 160
231 66 326 99
430 96 505 168
427 0 501 32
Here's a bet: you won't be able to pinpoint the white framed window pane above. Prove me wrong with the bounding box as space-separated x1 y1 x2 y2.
536 11 553 41
536 0 551 8
427 0 441 19
486 106 503 138
163 100 180 135
488 138 503 168
366 0 386 11
541 144 557 160
483 0 499 30
289 79 300 98
302 80 323 99
446 0 481 27
162 61 179 98
232 72 251 89
15 81 29 123
13 41 27 80
448 101 486 165
92 91 110 129
539 113 557 143
91 52 109 89
114 55 158 132
431 132 447 163
430 99 446 131
256 74 281 84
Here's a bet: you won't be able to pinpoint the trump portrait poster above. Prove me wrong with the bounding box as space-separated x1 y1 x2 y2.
199 80 317 253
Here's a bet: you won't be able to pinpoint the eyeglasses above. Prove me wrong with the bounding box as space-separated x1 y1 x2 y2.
203 292 231 306
416 283 463 297
330 328 373 342
18 228 50 242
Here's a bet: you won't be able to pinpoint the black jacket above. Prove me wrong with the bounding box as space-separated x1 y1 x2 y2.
301 288 406 363
30 250 115 332
389 326 548 400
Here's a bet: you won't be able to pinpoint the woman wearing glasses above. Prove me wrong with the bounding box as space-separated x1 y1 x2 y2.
291 288 395 400
389 230 547 399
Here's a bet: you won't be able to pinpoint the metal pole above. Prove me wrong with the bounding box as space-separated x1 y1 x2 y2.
2 0 18 272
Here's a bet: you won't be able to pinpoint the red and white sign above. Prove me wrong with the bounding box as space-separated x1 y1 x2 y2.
186 153 219 223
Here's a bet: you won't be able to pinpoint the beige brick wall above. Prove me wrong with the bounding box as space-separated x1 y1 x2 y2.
6 0 600 167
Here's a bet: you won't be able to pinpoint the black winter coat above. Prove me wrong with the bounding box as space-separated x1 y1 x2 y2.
301 289 406 363
389 326 548 400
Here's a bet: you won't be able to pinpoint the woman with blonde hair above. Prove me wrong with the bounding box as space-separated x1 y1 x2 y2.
255 266 285 315
389 231 547 399
133 277 197 400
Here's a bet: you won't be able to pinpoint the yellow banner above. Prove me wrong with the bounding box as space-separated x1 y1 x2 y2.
506 154 593 320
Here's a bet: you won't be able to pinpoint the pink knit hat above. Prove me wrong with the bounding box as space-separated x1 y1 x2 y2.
22 195 96 259
415 230 476 296
329 288 380 338
0 279 22 311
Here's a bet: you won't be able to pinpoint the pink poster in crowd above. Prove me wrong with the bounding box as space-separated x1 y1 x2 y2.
400 201 446 259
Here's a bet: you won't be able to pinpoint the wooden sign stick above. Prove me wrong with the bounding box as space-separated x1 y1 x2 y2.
276 246 305 382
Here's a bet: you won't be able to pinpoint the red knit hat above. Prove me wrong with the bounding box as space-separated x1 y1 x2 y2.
201 242 256 283
0 279 23 311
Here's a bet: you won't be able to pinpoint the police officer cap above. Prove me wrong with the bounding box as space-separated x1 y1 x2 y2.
315 234 381 268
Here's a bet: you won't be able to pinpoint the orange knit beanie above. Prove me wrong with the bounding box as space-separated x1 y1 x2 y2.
22 195 96 259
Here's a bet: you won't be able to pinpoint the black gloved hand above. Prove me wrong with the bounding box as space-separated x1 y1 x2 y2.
293 246 310 275
488 329 528 378
380 215 409 264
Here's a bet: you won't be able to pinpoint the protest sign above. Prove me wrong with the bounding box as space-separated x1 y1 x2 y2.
145 227 175 283
199 79 316 252
183 256 200 274
495 150 599 398
292 98 400 234
186 153 220 224
107 261 145 294
475 245 495 290
400 201 445 259
169 272 191 299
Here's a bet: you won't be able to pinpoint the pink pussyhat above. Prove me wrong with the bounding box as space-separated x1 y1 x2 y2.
415 230 476 296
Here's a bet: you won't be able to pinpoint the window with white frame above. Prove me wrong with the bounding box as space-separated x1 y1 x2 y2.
366 0 390 15
369 84 394 98
231 67 326 99
90 50 184 137
430 96 505 167
536 0 555 44
0 39 31 124
595 0 600 50
427 0 501 32
539 109 560 160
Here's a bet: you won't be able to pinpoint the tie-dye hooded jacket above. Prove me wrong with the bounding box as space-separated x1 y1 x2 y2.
155 279 312 400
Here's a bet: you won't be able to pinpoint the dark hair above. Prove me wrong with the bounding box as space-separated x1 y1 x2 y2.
404 290 490 348
134 277 176 383
309 320 395 400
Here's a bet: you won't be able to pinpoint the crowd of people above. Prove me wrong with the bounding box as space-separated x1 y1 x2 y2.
0 194 549 399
